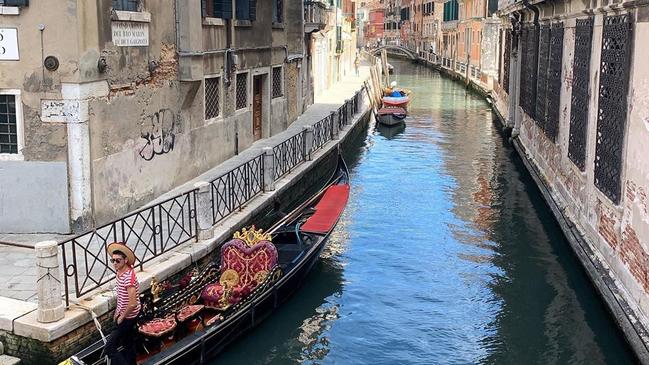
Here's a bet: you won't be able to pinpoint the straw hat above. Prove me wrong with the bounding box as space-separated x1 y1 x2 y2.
107 242 137 266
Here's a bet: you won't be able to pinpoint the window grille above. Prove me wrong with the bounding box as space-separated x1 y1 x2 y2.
0 95 18 154
205 77 220 120
545 22 564 143
272 67 283 98
568 17 594 171
273 0 283 23
519 25 538 119
594 14 633 204
236 73 248 110
113 0 138 11
202 0 233 19
502 30 511 93
535 24 550 130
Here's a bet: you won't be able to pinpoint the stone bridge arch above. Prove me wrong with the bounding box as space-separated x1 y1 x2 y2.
370 45 418 60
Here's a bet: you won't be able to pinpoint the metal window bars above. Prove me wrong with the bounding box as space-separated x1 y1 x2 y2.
0 94 18 154
205 77 220 119
58 190 198 306
236 73 248 110
272 67 283 98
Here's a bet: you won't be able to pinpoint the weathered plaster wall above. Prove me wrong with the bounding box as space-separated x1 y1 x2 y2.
510 4 649 338
0 161 69 232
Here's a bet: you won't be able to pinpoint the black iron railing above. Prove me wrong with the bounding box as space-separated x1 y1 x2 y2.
210 154 265 225
273 131 307 180
312 114 334 151
57 88 365 306
59 190 198 306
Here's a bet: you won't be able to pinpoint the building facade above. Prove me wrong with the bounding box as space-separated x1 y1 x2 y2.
0 0 311 233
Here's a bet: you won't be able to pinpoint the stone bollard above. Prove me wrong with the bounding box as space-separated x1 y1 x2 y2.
303 125 314 161
262 147 275 191
330 111 339 140
193 182 214 240
36 241 65 323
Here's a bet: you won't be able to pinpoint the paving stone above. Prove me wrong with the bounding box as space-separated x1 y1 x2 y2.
0 355 21 365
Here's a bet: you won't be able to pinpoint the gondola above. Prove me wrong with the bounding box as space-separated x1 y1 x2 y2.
62 153 350 365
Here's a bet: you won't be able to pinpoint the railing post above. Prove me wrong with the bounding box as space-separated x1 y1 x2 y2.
36 241 65 323
262 147 275 191
193 182 213 240
303 126 314 161
330 111 339 140
347 98 353 121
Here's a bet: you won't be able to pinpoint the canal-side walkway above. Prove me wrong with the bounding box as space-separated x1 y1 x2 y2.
0 62 375 353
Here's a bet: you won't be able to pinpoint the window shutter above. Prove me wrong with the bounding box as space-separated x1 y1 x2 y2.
202 0 207 16
214 0 233 19
213 0 223 17
222 0 232 19
4 0 29 6
249 0 256 21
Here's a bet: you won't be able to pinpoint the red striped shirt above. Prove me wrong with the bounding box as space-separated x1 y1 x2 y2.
116 267 141 319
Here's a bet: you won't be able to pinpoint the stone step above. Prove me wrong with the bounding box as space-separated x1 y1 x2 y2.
0 355 21 365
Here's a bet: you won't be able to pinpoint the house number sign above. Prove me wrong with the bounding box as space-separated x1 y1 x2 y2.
0 28 19 60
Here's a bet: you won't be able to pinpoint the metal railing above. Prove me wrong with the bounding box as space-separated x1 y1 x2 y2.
56 87 365 307
273 131 307 180
313 114 334 151
210 154 265 225
59 190 198 306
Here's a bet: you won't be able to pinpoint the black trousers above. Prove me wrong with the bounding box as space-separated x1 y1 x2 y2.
105 317 137 365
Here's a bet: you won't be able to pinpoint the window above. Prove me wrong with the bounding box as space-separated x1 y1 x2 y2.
272 66 283 98
113 0 138 11
236 0 256 21
272 0 283 23
0 0 29 6
202 0 233 19
205 76 221 120
236 73 248 110
0 91 22 156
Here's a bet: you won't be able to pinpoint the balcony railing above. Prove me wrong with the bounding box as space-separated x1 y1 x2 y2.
305 0 329 33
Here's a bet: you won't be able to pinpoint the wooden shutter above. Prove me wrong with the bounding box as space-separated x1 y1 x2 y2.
4 0 29 6
249 0 256 21
214 0 233 19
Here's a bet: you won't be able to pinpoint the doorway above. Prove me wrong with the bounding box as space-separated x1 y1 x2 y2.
253 75 263 141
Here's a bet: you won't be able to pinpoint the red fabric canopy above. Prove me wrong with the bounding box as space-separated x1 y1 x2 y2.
301 184 350 234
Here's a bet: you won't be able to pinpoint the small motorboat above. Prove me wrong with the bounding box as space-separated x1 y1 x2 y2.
382 88 411 111
376 107 407 126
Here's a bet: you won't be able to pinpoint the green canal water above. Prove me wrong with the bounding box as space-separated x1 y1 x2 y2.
212 59 636 364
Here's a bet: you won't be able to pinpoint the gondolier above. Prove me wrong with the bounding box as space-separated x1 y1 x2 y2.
106 242 141 365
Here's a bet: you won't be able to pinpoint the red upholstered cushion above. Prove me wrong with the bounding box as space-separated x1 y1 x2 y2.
301 184 350 234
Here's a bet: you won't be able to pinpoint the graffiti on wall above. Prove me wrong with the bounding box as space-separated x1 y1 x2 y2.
139 109 177 161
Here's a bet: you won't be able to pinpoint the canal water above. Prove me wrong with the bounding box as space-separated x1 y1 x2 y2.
213 59 636 364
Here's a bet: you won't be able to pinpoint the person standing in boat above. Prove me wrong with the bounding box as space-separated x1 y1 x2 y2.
106 242 141 365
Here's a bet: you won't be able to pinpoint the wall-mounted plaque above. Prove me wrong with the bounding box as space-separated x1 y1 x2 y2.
111 21 149 47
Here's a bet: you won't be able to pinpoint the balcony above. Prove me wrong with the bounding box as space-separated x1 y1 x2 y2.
304 0 329 33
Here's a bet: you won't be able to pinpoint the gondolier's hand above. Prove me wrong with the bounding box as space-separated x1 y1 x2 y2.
113 310 119 323
117 315 124 325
